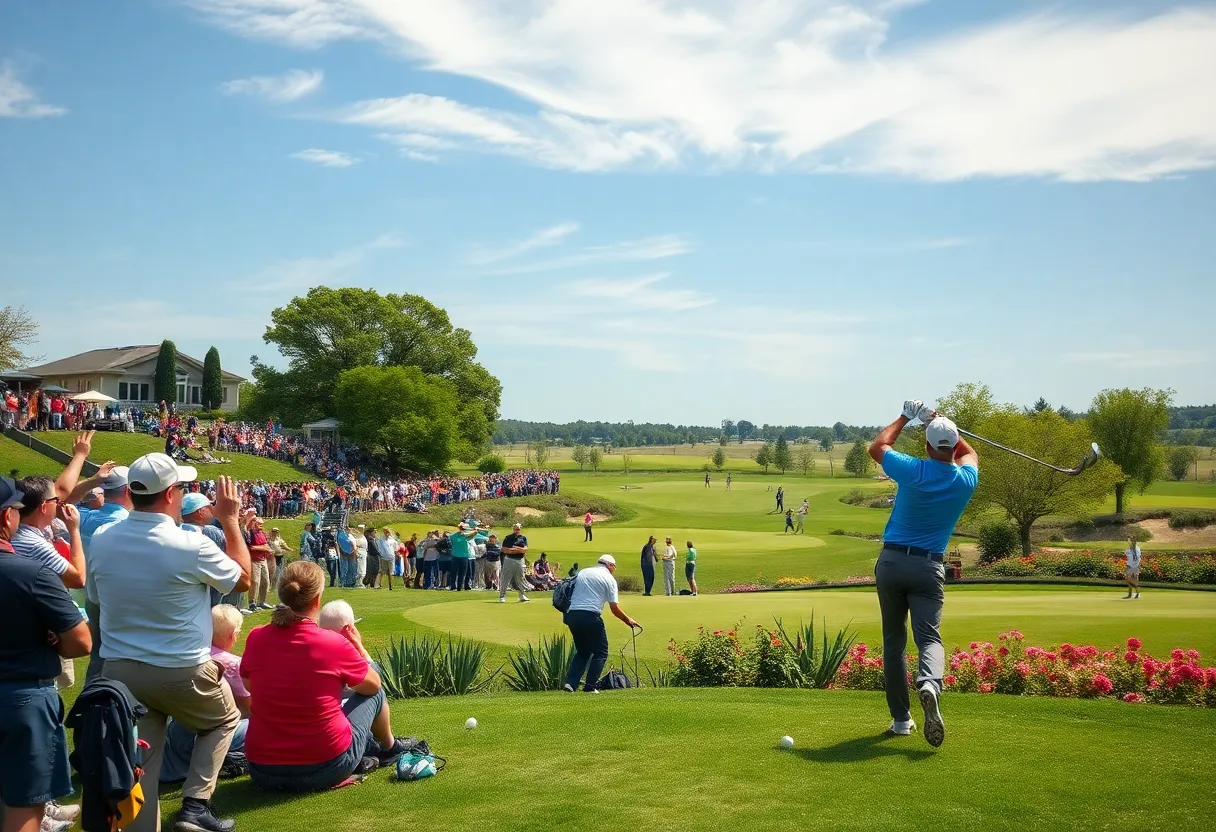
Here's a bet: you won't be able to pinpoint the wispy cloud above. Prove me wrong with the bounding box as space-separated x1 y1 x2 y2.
1064 349 1209 369
567 274 715 311
241 233 405 295
915 237 968 251
221 68 323 102
486 234 693 275
0 61 66 119
467 221 580 266
187 1 1216 181
291 148 359 167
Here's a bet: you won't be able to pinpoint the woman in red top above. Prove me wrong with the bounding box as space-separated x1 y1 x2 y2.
240 561 409 790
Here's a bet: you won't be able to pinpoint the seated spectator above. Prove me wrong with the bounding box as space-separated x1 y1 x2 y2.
240 561 411 791
532 552 559 590
318 599 360 633
160 605 251 783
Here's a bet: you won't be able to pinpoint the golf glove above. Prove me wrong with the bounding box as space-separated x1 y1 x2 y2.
902 400 925 420
916 405 935 423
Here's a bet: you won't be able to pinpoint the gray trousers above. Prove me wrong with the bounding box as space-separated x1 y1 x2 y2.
500 557 527 599
875 547 945 721
663 560 676 595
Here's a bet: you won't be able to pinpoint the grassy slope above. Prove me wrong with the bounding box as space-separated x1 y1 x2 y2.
0 433 68 477
32 430 310 482
156 688 1216 832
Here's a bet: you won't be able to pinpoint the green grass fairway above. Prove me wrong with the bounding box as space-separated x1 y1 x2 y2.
400 585 1216 663
157 688 1215 832
0 433 67 477
32 430 310 482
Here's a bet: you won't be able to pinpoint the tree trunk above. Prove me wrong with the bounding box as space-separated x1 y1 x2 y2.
827 458 834 478
1115 482 1125 515
1019 522 1033 557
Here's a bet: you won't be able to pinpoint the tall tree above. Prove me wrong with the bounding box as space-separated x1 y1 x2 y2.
588 446 604 472
935 381 1003 432
818 430 835 477
736 420 756 443
335 365 468 472
0 305 39 371
844 439 873 477
773 436 792 474
1089 387 1173 514
251 288 501 448
795 444 816 476
202 347 223 411
712 446 726 471
531 439 550 469
968 410 1119 554
571 444 590 470
154 340 178 405
833 421 848 442
754 441 773 473
1167 446 1200 481
721 419 735 438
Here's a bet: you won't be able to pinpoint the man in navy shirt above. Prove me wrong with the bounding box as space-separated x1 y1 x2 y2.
0 476 93 831
868 400 978 748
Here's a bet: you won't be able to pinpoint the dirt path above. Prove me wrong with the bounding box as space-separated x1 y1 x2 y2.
1137 519 1216 545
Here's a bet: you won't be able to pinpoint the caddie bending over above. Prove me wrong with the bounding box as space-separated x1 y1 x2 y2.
867 400 978 748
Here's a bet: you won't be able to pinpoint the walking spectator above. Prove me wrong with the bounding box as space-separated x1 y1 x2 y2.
725 473 732 491
268 528 292 586
377 528 395 590
795 499 809 534
353 524 368 588
0 476 92 832
481 533 501 592
784 509 795 533
685 540 698 596
640 536 657 596
562 554 639 693
362 528 380 589
499 523 530 603
241 561 412 791
90 460 252 832
245 516 273 613
662 536 678 596
776 486 784 513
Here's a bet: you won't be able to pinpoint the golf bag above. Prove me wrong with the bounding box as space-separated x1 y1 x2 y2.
595 669 633 690
552 575 577 613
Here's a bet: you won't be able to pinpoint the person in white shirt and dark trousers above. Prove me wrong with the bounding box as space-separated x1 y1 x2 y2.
562 554 639 693
1124 537 1142 599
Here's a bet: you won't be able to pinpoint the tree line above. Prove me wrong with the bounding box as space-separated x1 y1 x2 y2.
493 418 881 448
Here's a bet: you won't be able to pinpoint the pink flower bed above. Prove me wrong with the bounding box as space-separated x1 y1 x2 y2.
833 633 1216 707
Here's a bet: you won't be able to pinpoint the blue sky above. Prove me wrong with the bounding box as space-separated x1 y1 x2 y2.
2 0 1214 426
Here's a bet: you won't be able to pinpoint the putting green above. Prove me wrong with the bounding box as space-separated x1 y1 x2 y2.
403 585 1216 663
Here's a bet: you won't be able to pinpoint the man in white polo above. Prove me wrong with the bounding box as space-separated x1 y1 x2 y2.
562 554 640 693
89 454 251 832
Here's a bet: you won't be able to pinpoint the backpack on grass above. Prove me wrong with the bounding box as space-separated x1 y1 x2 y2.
552 574 578 613
595 669 633 690
395 745 446 782
65 678 149 832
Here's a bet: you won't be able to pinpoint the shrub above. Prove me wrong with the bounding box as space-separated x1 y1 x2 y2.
977 521 1020 564
617 575 642 593
376 634 497 698
774 576 816 588
774 615 857 689
719 583 764 593
668 627 747 687
476 453 507 474
1168 509 1216 530
1051 551 1120 579
748 627 803 688
989 557 1036 577
504 635 574 692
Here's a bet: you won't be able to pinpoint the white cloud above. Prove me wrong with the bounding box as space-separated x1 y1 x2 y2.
1064 349 1209 369
486 234 692 274
0 61 66 119
221 68 323 102
242 232 404 295
188 1 1216 181
290 148 359 166
567 273 715 311
467 221 580 265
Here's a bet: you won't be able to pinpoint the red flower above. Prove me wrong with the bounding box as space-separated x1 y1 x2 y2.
1091 674 1114 695
970 641 979 650
1122 693 1143 703
943 674 957 686
979 683 994 693
1125 651 1139 664
1127 637 1142 650
998 646 1009 657
771 638 782 648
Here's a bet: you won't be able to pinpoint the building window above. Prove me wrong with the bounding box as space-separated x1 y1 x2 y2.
139 383 150 402
191 386 201 405
176 372 188 405
222 387 229 403
119 382 128 400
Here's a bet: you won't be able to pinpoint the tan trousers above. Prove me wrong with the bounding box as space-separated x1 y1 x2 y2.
481 559 501 590
103 659 239 832
250 559 271 607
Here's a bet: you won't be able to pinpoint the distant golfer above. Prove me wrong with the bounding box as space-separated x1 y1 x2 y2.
725 474 732 491
784 509 794 533
705 472 711 488
776 486 784 512
500 523 530 603
562 554 639 693
795 499 809 534
1123 536 1142 599
868 400 978 748
583 512 594 542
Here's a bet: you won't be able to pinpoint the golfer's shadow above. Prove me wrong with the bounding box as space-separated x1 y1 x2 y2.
792 733 936 764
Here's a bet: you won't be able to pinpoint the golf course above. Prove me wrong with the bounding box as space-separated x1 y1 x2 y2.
126 468 1215 831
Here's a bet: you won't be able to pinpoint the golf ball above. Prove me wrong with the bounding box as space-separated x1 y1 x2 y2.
465 717 478 730
779 735 795 749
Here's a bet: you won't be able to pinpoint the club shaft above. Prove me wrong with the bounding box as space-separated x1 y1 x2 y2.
957 428 1076 473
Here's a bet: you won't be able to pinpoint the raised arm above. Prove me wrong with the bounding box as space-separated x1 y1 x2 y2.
214 476 252 593
54 431 96 501
869 400 931 465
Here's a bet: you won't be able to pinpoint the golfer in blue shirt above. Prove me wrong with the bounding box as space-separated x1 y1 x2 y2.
868 400 978 748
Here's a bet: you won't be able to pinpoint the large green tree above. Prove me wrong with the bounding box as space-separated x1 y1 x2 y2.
968 410 1119 554
249 288 501 446
1088 388 1172 513
335 365 481 473
154 340 178 405
935 381 1004 431
844 439 873 477
773 436 792 474
754 441 773 473
202 347 223 411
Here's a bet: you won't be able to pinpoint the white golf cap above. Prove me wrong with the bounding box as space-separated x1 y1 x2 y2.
127 452 197 495
598 554 617 567
925 416 960 451
101 465 130 491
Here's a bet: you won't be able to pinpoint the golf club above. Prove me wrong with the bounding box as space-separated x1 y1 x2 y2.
958 430 1102 476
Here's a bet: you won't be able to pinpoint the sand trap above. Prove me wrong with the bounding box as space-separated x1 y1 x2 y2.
514 507 545 518
569 513 610 524
1137 518 1216 545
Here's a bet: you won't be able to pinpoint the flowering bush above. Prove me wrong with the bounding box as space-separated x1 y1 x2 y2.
980 550 1216 585
719 583 764 593
832 632 1216 708
668 627 747 687
748 627 803 688
775 576 816 588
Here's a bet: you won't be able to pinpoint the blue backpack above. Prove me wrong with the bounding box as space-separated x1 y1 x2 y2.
337 529 353 555
552 574 578 613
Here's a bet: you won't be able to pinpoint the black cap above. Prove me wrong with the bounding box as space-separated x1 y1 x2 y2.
0 476 25 511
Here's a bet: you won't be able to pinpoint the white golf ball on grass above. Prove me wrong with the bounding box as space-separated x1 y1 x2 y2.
779 735 795 749
465 717 478 730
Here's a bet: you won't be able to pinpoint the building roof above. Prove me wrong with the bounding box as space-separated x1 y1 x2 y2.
22 345 245 381
302 417 341 430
